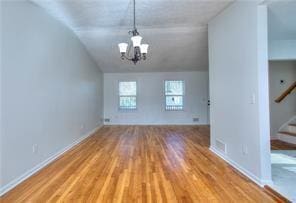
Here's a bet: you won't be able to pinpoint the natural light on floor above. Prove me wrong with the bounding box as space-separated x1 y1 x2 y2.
271 150 296 202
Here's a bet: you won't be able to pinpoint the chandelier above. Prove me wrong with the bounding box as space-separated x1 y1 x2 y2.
118 0 149 64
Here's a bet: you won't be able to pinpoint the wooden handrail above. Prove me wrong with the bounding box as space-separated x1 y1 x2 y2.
275 81 296 103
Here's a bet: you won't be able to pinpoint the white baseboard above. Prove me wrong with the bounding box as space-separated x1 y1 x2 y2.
0 124 103 197
104 123 209 126
209 146 271 187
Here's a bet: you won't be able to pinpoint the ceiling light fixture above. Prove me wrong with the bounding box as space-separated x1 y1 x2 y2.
118 0 149 65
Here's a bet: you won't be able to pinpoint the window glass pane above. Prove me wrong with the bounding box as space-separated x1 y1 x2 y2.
119 81 136 96
165 81 184 95
166 96 183 106
119 96 136 109
166 105 183 110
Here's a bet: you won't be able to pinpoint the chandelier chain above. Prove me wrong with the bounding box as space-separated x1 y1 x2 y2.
133 0 136 30
118 0 148 64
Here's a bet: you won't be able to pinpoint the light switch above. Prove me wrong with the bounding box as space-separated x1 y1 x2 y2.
251 94 256 104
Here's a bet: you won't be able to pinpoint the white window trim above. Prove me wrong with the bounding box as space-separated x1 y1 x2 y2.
164 80 185 111
118 80 138 111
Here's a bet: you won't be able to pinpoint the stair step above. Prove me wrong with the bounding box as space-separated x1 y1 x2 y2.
288 123 296 127
279 131 296 137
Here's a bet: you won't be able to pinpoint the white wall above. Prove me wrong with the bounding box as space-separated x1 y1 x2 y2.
208 1 271 185
268 1 296 61
269 40 296 60
269 61 296 139
0 1 103 193
104 71 209 125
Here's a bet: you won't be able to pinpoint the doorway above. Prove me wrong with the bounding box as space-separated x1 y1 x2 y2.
268 60 296 201
267 1 296 200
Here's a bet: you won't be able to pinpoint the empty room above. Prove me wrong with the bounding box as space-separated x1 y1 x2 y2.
1 0 295 202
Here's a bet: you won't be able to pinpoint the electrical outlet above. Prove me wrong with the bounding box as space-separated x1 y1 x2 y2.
32 144 38 154
104 118 110 122
242 145 248 155
250 94 256 104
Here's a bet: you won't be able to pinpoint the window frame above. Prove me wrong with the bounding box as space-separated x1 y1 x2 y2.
118 80 137 111
164 80 185 111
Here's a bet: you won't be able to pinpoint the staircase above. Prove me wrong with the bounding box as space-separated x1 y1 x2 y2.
274 81 296 145
278 117 296 145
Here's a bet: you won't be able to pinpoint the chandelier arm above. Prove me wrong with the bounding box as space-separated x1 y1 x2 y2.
122 47 143 62
123 54 134 61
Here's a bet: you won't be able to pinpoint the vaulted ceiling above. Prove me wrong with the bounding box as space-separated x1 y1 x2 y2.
32 0 233 73
268 0 296 41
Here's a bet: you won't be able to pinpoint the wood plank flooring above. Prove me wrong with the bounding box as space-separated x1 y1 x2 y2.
1 126 286 202
271 139 296 150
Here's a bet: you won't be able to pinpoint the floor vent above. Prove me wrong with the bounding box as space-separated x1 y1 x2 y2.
193 118 199 122
216 139 227 154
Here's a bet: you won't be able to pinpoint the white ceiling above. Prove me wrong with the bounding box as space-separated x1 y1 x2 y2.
32 0 233 73
267 0 296 41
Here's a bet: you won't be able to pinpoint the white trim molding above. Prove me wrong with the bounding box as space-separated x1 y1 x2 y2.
209 146 273 187
0 124 103 197
278 115 296 132
103 123 209 126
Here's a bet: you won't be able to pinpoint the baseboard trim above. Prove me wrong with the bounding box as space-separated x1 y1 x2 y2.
209 146 269 187
0 124 103 197
104 123 209 126
264 185 292 202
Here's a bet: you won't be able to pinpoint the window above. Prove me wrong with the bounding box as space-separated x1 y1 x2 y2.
119 81 137 110
165 80 184 110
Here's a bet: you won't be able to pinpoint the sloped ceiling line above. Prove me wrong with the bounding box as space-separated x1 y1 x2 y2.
32 0 233 73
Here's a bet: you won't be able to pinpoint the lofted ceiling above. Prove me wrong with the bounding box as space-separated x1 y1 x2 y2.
267 0 296 41
32 0 233 73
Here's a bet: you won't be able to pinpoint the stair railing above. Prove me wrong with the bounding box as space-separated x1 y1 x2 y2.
275 81 296 103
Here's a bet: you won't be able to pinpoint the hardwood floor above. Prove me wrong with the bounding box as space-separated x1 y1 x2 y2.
1 126 286 202
271 139 296 150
